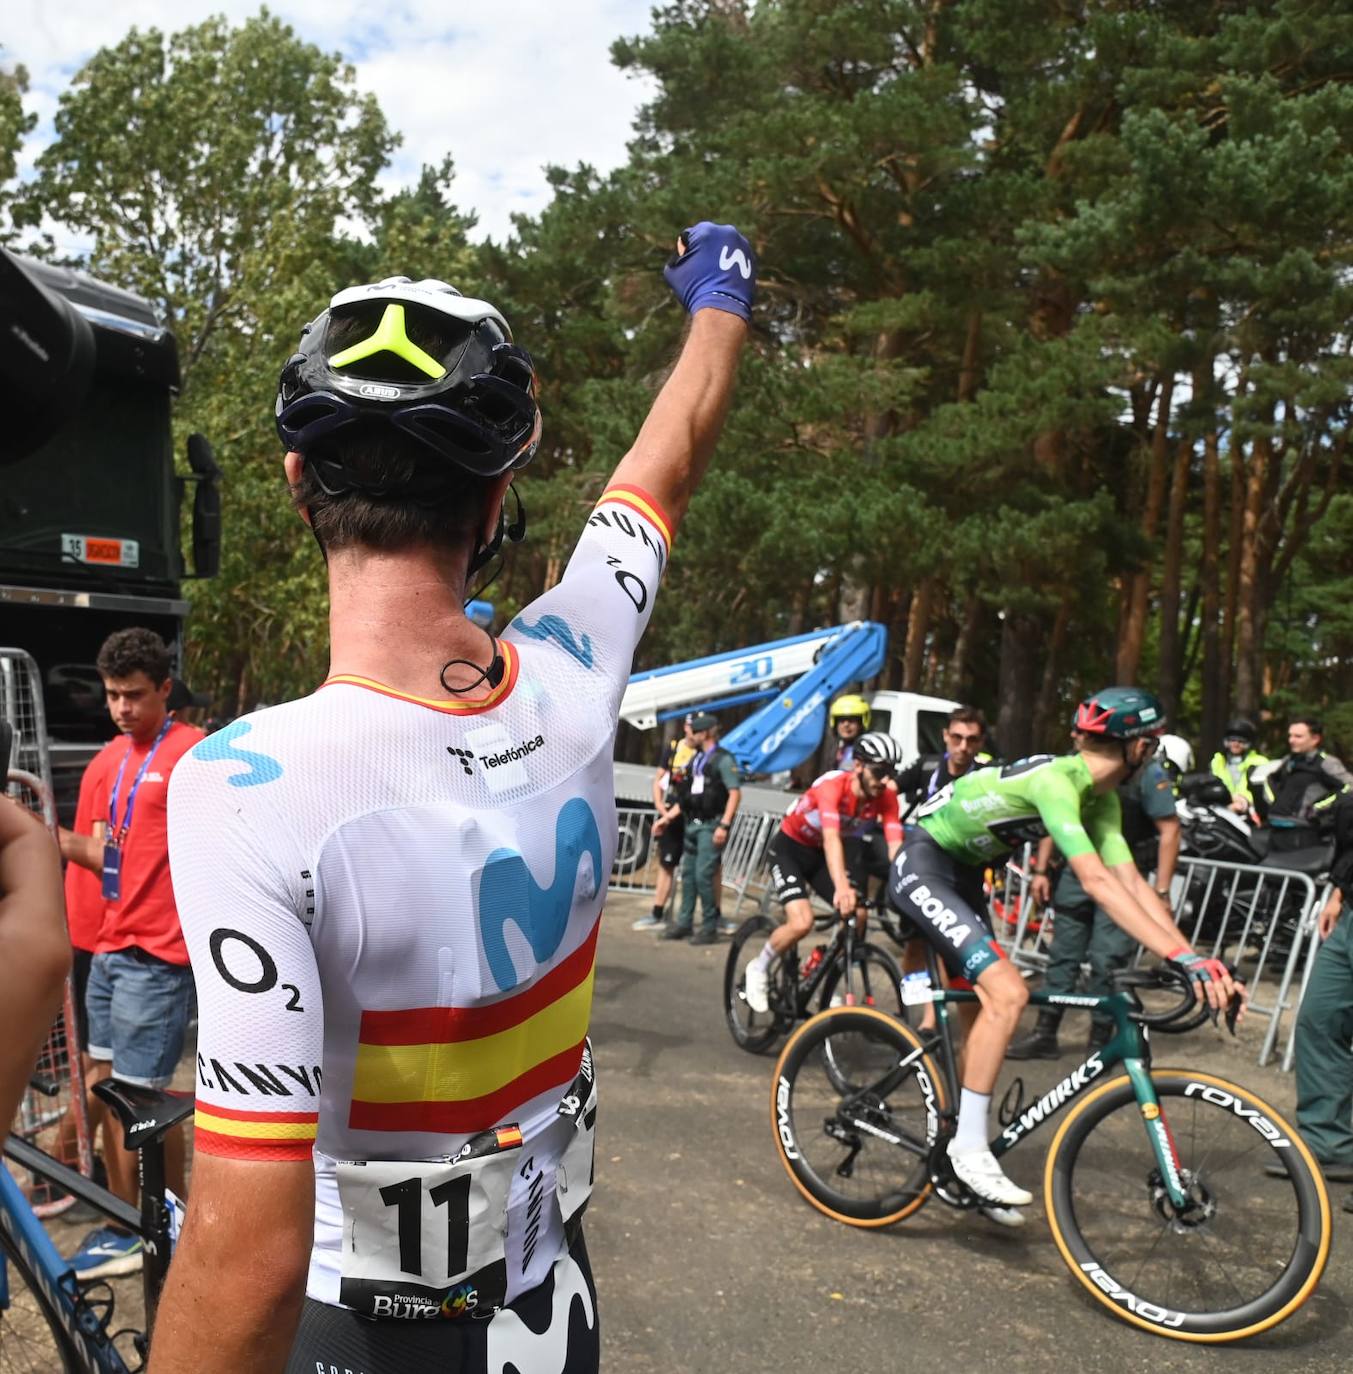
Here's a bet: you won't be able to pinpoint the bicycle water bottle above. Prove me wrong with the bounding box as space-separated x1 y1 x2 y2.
800 945 827 983
902 969 933 1007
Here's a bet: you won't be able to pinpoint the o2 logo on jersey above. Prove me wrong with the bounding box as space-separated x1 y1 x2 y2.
476 798 603 992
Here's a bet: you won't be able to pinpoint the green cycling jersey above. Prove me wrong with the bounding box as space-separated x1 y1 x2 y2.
916 752 1133 869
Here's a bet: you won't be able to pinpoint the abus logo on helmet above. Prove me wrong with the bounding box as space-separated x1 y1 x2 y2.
482 735 545 769
359 382 401 399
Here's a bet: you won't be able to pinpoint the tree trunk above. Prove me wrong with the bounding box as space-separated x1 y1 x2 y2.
947 594 982 699
902 578 936 690
1199 429 1225 749
1156 435 1191 717
996 610 1043 760
1219 436 1246 722
1116 377 1174 682
1235 416 1274 716
1033 594 1072 749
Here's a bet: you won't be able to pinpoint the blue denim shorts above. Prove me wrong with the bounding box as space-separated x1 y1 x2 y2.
86 948 195 1088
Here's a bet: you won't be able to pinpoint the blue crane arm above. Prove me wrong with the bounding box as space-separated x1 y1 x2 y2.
719 621 887 776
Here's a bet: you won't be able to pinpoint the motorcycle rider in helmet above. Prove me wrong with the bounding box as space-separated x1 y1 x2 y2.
1208 718 1269 815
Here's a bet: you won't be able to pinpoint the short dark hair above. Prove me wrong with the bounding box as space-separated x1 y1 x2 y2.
292 308 493 555
96 628 171 685
1291 714 1323 737
948 706 987 733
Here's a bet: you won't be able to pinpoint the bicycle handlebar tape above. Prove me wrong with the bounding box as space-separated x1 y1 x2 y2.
664 222 756 322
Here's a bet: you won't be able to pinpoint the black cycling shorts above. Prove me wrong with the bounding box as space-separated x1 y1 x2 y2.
887 829 1005 985
71 946 93 1054
285 1234 599 1374
656 815 685 869
768 832 865 908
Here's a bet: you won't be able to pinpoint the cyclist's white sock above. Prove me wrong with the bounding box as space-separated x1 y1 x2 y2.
752 941 776 973
953 1088 992 1154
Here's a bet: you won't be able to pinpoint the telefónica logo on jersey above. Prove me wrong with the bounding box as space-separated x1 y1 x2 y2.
718 245 752 279
447 735 545 775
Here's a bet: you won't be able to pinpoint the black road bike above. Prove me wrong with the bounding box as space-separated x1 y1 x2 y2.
725 901 904 1054
770 957 1330 1342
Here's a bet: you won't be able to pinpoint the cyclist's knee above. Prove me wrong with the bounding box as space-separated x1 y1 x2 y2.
781 901 814 940
977 960 1028 1018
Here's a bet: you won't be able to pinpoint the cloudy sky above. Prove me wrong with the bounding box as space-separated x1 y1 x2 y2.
3 0 658 242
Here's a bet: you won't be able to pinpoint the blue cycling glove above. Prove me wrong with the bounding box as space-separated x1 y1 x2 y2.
663 222 756 322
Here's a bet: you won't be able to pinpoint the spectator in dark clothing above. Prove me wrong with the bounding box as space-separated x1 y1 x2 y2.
1267 787 1353 1201
895 706 991 815
633 716 697 932
1257 715 1352 852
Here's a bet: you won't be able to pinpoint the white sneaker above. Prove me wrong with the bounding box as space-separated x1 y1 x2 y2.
978 1204 1026 1228
744 962 770 1015
947 1144 1033 1207
631 913 664 931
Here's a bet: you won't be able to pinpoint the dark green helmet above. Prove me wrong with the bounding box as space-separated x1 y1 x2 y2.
1074 686 1166 740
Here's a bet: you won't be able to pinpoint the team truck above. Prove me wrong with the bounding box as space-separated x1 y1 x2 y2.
0 247 220 815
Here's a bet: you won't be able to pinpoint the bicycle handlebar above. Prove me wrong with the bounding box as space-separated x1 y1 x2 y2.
1112 962 1243 1036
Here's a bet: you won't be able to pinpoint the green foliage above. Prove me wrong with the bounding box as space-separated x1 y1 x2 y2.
15 2 1353 755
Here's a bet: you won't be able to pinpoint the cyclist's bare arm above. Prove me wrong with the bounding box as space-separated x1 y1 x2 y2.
0 799 71 1131
608 223 754 533
1068 850 1235 1009
607 309 747 532
148 1155 313 1373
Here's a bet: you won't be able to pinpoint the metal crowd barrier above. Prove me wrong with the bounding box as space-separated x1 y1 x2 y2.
608 804 781 917
994 844 1326 1070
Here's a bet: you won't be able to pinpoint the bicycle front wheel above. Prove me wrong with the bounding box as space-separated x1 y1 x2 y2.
724 915 781 1053
0 1227 83 1373
772 1006 945 1227
1045 1069 1331 1342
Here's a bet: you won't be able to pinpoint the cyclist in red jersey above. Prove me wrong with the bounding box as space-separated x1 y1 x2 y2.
745 733 902 1013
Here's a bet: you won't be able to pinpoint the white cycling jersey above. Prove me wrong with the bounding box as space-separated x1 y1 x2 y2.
168 483 672 1320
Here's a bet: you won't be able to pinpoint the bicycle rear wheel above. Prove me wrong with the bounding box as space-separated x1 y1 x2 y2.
0 1228 82 1373
1045 1069 1331 1342
772 1006 945 1227
724 916 782 1053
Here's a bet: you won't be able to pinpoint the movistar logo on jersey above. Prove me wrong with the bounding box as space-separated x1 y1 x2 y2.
482 735 545 769
193 719 283 787
477 797 603 992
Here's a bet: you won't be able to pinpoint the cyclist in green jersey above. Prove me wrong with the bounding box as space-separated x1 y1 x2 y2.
888 687 1241 1211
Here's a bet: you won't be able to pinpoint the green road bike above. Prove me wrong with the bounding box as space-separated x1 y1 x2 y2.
770 960 1331 1342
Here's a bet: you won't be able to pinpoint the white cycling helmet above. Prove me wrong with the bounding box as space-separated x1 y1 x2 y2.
1158 733 1194 776
855 732 901 772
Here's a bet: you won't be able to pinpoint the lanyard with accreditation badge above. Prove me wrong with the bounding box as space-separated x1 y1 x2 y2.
102 717 173 902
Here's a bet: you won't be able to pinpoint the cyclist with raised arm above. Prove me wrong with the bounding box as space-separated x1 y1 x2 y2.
150 222 754 1374
745 733 903 1014
887 687 1239 1211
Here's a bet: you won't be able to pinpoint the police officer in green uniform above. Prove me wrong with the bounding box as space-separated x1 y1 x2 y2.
1009 738 1181 1057
663 712 741 945
1266 786 1353 1194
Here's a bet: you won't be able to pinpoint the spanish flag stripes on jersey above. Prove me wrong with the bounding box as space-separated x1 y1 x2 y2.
347 917 600 1134
194 1102 320 1162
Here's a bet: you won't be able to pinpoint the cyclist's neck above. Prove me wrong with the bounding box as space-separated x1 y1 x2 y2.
324 543 495 698
1078 748 1129 793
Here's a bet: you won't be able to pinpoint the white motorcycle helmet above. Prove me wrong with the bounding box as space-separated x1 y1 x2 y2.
1157 733 1194 777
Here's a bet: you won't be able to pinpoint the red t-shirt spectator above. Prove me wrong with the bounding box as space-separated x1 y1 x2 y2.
84 720 204 965
781 769 902 849
63 754 106 953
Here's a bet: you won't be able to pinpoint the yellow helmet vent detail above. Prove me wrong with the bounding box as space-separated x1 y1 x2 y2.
329 303 446 380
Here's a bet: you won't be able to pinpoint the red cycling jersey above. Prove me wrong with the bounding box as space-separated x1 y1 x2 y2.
780 769 902 849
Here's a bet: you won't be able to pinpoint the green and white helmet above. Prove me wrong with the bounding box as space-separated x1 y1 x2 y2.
1074 686 1166 740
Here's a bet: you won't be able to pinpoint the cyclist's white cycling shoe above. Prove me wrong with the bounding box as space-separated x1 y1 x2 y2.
744 962 770 1014
978 1204 1026 1229
947 1144 1033 1207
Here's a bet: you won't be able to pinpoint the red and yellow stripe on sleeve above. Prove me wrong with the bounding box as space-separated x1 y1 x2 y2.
348 919 599 1135
596 483 673 551
194 1103 319 1161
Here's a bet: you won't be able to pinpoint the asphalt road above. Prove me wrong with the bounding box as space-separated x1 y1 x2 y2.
586 891 1351 1373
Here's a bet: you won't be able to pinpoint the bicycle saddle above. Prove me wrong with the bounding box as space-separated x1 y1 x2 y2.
93 1079 195 1150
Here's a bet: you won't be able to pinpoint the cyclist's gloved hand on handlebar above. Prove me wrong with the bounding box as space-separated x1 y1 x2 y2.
664 222 756 322
1167 949 1246 1023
